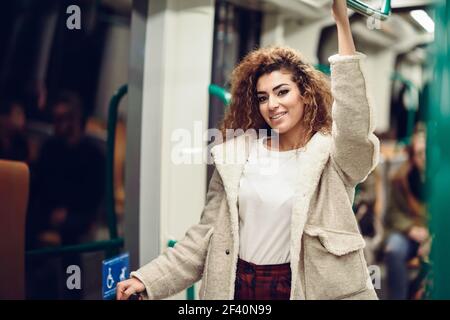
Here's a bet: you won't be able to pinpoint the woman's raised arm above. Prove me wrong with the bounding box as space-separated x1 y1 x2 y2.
332 0 356 56
328 0 380 186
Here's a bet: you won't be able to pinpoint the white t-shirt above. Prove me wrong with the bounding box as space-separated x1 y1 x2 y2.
238 136 305 265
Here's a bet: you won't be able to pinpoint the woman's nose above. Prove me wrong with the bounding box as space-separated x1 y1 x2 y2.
268 95 279 110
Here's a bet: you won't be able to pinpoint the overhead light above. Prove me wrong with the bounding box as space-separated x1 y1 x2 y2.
410 9 434 33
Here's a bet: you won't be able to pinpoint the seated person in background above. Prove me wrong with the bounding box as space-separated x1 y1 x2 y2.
27 91 105 249
384 128 428 300
354 165 384 266
0 98 29 162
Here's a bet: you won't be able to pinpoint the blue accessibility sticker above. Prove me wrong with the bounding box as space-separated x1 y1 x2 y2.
102 253 130 300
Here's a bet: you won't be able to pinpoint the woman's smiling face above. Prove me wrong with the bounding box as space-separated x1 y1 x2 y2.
256 69 305 135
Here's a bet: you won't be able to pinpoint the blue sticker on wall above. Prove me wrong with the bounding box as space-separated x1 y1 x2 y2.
102 253 130 300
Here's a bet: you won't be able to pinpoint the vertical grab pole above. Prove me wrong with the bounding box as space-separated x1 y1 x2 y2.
427 0 450 299
106 84 128 257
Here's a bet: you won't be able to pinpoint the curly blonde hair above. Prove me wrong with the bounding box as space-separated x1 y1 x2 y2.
219 46 332 143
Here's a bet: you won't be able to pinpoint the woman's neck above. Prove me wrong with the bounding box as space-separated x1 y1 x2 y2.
268 125 309 151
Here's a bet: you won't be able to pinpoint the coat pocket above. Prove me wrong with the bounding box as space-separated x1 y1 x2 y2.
303 224 368 300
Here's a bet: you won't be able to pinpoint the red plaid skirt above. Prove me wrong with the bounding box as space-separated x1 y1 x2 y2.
234 258 291 300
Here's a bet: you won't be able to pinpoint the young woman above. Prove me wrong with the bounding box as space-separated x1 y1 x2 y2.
117 0 379 300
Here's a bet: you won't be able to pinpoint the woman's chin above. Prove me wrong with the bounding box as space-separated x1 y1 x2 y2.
269 124 289 135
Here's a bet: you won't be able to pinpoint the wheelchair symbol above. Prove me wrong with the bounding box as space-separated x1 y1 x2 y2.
106 267 115 289
119 267 127 282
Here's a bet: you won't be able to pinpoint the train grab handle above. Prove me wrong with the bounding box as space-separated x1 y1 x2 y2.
346 0 391 20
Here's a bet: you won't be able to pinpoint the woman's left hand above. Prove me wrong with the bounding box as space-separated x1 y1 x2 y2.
332 0 350 26
332 0 356 55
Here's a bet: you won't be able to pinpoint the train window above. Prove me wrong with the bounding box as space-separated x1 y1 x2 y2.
209 0 262 130
208 0 262 180
0 0 130 299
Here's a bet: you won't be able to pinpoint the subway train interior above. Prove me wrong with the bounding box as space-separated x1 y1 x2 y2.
0 0 449 300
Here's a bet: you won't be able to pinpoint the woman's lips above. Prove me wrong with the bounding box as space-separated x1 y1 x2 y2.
270 111 287 121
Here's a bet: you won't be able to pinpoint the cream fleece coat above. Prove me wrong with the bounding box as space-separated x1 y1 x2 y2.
132 53 380 300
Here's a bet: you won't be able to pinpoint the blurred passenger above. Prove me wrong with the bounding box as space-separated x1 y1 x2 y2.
27 91 105 249
0 99 29 162
354 166 384 266
384 128 428 300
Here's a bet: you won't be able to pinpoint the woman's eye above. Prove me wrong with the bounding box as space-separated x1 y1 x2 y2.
258 96 267 103
278 89 289 96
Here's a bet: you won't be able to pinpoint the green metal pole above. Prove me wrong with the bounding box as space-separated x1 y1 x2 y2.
316 64 330 75
427 0 450 299
106 84 128 257
208 84 231 106
26 238 124 258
